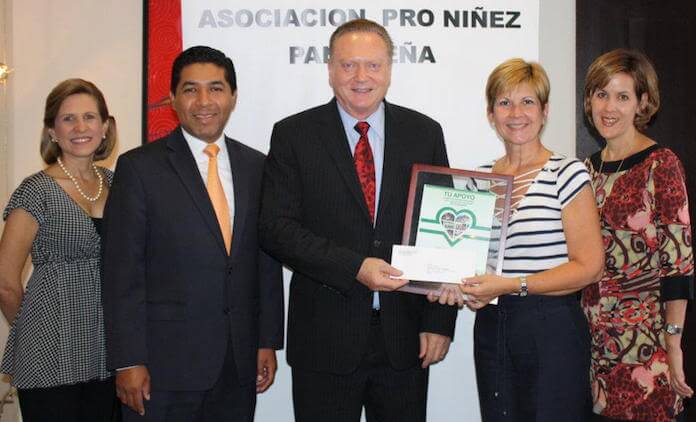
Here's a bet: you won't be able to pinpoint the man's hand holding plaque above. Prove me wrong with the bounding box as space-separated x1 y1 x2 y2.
356 257 408 291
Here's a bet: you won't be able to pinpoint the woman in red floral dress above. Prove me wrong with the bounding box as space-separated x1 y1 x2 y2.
582 48 694 422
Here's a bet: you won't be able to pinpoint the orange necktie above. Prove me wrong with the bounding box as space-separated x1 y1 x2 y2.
203 144 232 254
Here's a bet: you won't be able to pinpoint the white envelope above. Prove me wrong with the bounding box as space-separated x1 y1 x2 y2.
391 245 476 284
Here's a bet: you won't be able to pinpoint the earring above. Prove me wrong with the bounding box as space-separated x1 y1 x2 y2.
50 137 58 143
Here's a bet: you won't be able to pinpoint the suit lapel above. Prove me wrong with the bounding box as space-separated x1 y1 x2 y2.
225 137 249 263
377 101 403 224
319 99 373 222
166 128 228 255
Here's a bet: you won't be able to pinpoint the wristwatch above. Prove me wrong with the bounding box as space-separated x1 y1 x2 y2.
664 323 683 335
518 276 528 297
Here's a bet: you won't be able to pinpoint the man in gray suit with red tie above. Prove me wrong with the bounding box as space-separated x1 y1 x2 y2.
259 19 457 422
102 46 283 421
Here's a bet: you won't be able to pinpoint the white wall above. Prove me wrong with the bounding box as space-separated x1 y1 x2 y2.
5 0 142 185
0 0 13 419
0 1 574 420
539 0 576 157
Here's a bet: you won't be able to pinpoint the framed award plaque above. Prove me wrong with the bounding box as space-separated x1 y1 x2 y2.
394 164 513 296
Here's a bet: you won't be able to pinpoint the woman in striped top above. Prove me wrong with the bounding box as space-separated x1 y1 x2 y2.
433 59 604 421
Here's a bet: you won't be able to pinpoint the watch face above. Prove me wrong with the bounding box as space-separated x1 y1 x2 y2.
519 277 528 296
665 324 683 335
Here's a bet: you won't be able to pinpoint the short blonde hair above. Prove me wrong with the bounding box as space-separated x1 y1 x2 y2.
583 48 659 131
486 58 550 114
40 79 117 164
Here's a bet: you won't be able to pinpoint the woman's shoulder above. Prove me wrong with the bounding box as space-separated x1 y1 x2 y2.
13 170 52 192
547 152 584 167
613 143 661 169
646 144 681 164
4 171 52 222
97 166 114 185
642 144 689 185
544 153 588 178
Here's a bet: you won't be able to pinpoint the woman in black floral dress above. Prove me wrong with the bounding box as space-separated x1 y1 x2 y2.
582 49 693 422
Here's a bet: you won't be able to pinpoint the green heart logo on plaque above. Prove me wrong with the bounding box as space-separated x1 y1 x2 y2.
439 209 472 242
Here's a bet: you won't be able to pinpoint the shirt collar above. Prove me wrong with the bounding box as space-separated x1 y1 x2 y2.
181 127 228 163
336 101 385 141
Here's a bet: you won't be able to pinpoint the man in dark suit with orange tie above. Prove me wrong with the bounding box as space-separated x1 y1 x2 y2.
259 19 457 422
102 46 283 421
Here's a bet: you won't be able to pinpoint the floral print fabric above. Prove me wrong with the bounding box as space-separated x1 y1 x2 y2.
582 145 693 421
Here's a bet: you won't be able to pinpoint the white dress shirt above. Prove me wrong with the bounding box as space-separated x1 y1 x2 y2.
182 128 236 225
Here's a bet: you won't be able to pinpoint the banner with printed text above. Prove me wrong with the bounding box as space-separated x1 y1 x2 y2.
147 0 538 170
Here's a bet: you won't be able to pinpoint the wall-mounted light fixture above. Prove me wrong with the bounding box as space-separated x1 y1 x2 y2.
0 63 12 84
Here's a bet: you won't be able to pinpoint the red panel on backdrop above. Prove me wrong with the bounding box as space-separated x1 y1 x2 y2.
146 0 182 142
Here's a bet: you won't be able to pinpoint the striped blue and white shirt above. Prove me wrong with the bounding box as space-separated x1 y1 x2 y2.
480 154 590 277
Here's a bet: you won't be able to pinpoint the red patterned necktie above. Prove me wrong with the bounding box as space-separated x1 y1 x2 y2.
354 121 376 223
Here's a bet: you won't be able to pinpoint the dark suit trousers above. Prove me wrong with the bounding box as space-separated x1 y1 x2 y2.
292 312 428 422
122 335 256 422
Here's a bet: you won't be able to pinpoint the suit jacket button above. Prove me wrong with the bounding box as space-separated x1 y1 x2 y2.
223 307 230 315
373 240 381 248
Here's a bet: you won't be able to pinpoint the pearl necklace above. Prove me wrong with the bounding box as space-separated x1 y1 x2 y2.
56 157 103 202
